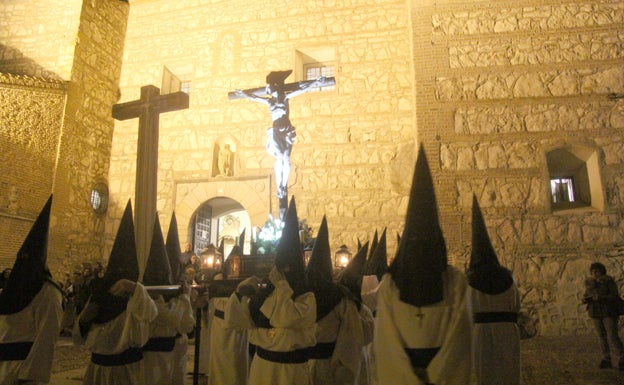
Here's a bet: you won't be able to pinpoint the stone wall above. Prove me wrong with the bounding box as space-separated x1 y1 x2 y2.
0 0 82 80
0 0 129 278
412 0 624 335
110 0 415 263
47 0 129 277
0 74 66 269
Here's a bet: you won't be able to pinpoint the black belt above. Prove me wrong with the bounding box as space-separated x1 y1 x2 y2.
474 311 518 323
256 346 309 364
142 336 177 352
91 347 143 366
0 342 33 361
404 347 440 385
404 346 440 369
214 309 225 319
309 341 336 359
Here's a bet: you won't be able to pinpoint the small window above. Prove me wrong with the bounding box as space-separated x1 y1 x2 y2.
550 178 575 203
162 66 192 95
304 64 335 92
180 80 191 95
546 146 604 212
296 46 336 92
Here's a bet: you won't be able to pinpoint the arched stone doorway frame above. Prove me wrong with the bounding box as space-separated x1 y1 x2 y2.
172 175 272 245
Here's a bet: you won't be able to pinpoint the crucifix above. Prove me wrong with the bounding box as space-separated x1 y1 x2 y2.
229 70 335 218
112 85 189 271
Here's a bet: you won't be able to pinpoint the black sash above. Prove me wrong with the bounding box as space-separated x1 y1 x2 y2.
309 341 336 359
214 309 225 320
91 347 143 366
0 342 33 361
142 336 177 352
404 346 440 385
256 346 310 364
404 346 440 369
474 311 518 323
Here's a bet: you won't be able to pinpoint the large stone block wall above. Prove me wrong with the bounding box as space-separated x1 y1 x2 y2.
47 0 129 277
0 0 129 278
110 0 415 259
0 74 66 269
0 0 82 80
412 0 624 335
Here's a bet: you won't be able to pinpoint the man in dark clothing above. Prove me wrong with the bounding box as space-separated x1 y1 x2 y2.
583 262 624 370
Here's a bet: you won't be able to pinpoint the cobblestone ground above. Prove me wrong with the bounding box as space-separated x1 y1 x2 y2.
51 334 624 385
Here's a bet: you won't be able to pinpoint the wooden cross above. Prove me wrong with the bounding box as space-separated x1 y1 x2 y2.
112 85 189 272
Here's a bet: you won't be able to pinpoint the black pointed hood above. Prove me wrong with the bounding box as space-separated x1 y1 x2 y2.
389 144 448 307
0 195 55 315
143 215 172 286
305 216 332 286
467 195 513 295
90 200 139 324
365 228 388 281
274 196 306 297
249 197 306 328
239 228 246 249
305 216 343 320
338 241 369 309
165 212 183 283
224 244 243 279
368 230 379 262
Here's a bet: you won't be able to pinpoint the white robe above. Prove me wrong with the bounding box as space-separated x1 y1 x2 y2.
207 296 248 385
225 274 317 385
144 294 195 385
0 282 63 385
469 283 521 385
374 267 472 385
361 275 380 385
74 283 158 385
309 296 364 385
356 304 374 385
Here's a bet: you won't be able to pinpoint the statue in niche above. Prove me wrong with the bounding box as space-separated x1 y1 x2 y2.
217 143 233 176
229 70 334 216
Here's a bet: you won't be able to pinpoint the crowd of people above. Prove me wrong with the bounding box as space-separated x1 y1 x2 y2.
1 144 623 385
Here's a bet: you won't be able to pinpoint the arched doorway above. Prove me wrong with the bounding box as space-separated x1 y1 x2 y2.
172 175 272 258
189 197 251 257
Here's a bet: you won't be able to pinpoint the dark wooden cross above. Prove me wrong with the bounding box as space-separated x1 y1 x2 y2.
112 85 189 271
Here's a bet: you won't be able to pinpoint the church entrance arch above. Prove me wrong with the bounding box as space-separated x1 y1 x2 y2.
172 175 272 255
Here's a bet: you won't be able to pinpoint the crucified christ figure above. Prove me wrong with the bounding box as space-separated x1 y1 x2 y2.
230 70 334 216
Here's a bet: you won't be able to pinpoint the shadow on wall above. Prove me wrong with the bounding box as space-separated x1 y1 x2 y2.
0 44 62 80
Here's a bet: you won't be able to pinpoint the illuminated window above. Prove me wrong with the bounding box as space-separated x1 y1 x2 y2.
296 46 336 92
546 146 604 212
550 178 575 203
304 64 335 92
162 66 192 94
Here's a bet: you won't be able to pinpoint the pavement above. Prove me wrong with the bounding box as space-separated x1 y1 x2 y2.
49 334 624 385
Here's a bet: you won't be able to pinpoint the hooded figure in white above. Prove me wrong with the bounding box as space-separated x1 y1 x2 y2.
467 195 520 385
0 195 63 385
207 244 249 385
142 215 194 385
337 242 374 385
73 200 158 385
225 197 316 385
374 144 472 385
306 216 364 385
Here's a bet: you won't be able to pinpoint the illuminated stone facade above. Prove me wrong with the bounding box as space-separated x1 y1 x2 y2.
1 0 623 335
